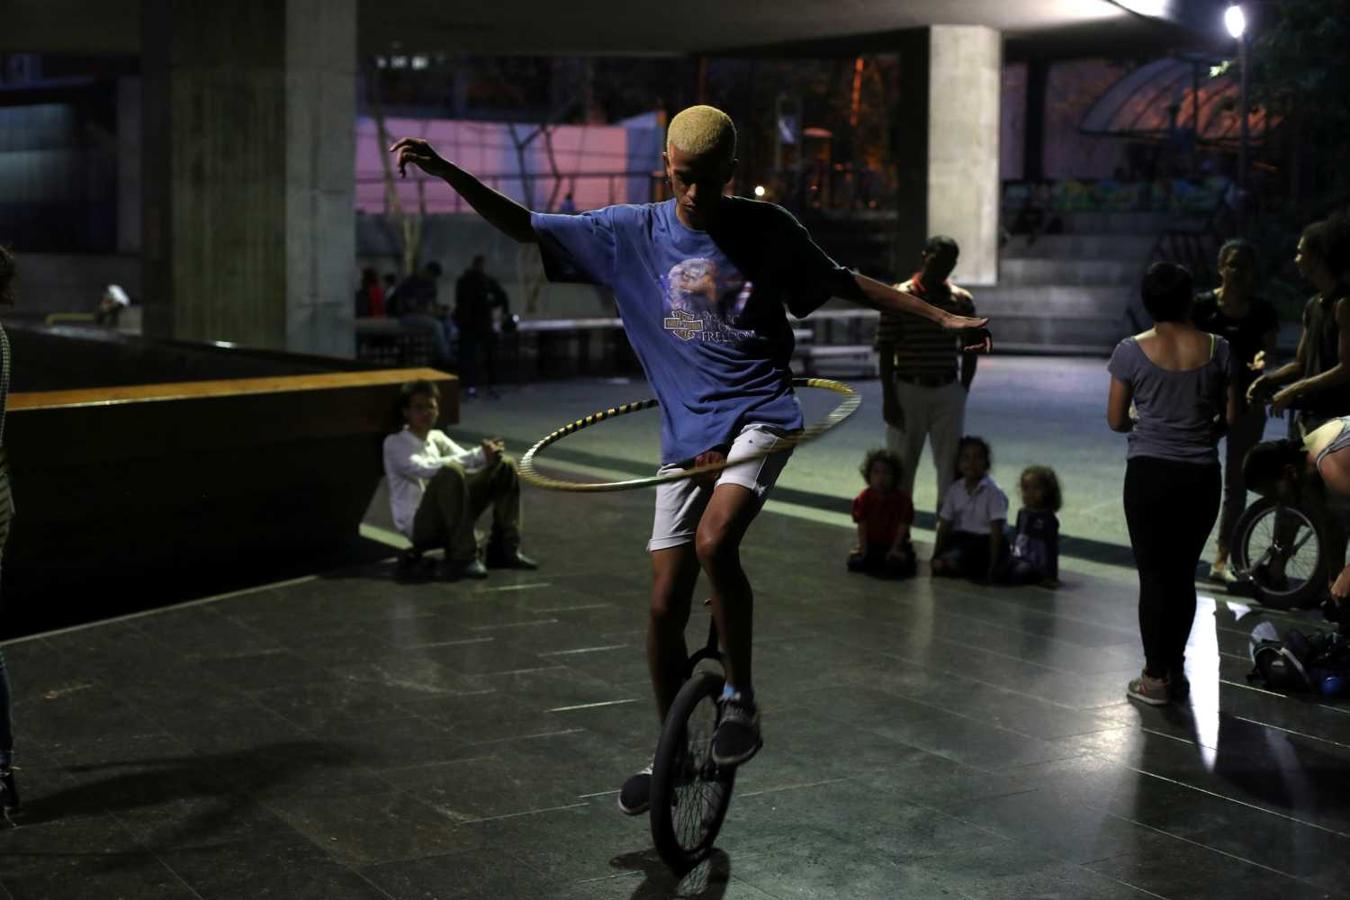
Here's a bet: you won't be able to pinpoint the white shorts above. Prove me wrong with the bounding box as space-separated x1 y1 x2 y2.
648 423 795 553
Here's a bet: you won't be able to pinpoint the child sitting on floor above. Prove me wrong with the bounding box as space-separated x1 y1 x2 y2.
1005 465 1062 587
932 436 1008 582
847 448 916 578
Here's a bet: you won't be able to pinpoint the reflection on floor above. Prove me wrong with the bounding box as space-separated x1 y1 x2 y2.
1 480 1347 899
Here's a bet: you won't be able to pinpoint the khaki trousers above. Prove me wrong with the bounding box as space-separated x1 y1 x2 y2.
884 379 967 513
411 456 521 563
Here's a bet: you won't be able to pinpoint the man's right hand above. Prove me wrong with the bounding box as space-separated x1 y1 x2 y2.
940 313 992 354
882 390 904 430
481 438 504 465
691 447 728 487
389 137 449 179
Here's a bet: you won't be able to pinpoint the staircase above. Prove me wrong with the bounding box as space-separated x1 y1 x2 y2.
981 212 1172 355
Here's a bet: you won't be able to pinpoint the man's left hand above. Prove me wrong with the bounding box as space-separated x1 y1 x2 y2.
482 438 505 464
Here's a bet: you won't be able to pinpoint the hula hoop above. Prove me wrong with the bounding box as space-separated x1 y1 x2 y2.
517 377 860 492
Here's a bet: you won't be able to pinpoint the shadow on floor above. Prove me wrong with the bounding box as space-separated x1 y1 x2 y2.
610 848 732 900
21 740 353 838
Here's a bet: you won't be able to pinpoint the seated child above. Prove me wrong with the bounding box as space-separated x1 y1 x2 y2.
847 449 916 578
382 379 537 580
1005 465 1062 586
931 436 1008 582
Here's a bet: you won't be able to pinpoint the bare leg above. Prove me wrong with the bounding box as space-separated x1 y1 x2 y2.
647 546 701 721
695 483 764 694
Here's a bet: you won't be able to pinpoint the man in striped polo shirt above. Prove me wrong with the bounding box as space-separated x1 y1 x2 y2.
877 235 979 513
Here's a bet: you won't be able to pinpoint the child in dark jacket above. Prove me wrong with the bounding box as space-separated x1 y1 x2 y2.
848 449 916 578
1005 465 1062 586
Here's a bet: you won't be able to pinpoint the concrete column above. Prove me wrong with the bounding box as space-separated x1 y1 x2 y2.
893 25 1001 287
116 77 143 255
141 0 355 355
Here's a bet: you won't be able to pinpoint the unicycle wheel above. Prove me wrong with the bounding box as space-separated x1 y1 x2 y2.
1231 497 1327 610
649 670 737 873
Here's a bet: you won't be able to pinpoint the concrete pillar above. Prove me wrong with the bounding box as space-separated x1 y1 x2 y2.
893 26 1001 287
141 0 355 355
117 77 142 255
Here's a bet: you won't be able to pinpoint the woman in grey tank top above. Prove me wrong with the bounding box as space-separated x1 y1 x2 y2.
1108 262 1236 707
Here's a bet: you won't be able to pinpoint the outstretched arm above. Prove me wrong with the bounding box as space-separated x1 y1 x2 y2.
849 273 991 353
389 138 536 244
1273 299 1350 413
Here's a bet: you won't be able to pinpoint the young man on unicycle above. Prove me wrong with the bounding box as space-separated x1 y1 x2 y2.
390 105 990 815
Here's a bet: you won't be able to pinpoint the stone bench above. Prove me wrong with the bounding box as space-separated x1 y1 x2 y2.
3 337 455 637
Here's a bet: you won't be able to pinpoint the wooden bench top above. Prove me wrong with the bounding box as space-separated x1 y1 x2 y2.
10 367 453 411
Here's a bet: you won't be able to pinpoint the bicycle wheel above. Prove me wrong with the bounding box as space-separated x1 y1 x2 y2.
1231 497 1325 610
649 670 737 873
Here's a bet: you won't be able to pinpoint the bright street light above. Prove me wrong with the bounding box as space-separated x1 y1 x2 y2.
753 185 766 198
1224 4 1246 39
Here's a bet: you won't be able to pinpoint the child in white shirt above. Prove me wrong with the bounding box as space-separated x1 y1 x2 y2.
931 435 1009 582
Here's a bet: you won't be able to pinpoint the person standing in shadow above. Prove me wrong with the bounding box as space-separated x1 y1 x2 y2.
454 255 511 398
1194 239 1279 584
391 261 455 369
876 236 980 518
0 247 20 814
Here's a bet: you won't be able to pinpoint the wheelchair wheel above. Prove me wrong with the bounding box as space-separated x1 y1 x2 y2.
649 670 737 874
1231 497 1326 610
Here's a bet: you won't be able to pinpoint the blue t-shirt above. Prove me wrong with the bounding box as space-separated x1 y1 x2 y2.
531 197 854 464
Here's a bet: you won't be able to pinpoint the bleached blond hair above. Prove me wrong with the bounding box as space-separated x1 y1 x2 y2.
667 105 737 163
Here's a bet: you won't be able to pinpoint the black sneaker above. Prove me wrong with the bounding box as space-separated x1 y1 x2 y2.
485 547 539 570
439 558 488 581
617 762 652 816
0 768 19 813
711 694 762 767
396 550 434 581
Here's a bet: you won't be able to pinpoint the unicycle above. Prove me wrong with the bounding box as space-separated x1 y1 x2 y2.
1231 497 1330 609
649 615 737 873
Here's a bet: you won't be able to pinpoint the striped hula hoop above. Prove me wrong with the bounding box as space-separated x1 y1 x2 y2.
517 377 860 492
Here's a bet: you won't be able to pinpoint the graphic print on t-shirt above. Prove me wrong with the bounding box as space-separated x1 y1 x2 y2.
661 258 755 343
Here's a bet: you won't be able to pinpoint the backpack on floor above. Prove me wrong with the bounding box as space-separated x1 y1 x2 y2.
1249 622 1350 694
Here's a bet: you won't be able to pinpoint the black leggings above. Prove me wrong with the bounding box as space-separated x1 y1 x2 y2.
1123 457 1220 677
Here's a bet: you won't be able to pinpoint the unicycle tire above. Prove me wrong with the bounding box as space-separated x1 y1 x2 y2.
650 670 737 873
1231 497 1326 610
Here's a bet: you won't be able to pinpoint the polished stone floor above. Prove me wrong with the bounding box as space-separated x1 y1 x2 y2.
2 467 1349 899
